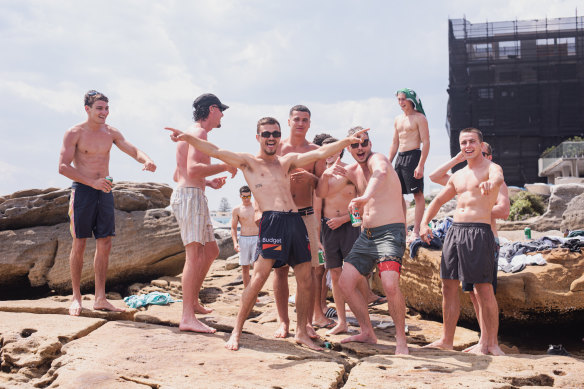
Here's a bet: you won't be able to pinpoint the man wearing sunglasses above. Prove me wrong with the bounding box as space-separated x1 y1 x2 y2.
336 127 410 355
274 105 331 338
169 93 237 334
164 117 367 351
58 90 157 316
230 186 259 289
427 140 509 355
389 88 430 244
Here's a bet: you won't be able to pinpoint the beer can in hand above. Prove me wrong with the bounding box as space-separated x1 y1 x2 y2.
105 176 113 183
350 209 362 227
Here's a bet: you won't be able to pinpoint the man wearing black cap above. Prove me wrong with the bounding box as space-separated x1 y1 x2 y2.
170 93 236 333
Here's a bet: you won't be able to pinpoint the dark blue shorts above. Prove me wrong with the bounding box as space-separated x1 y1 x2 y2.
462 237 499 294
68 182 115 239
257 211 311 268
395 149 424 194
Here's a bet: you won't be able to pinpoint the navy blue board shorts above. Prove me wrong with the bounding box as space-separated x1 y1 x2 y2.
68 182 115 239
256 211 311 268
395 149 424 195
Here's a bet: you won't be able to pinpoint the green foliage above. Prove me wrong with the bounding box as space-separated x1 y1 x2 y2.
509 191 546 221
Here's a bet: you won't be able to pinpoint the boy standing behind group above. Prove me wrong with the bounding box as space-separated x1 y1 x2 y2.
231 186 259 289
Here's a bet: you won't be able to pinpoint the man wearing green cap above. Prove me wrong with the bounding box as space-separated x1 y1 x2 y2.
389 88 430 243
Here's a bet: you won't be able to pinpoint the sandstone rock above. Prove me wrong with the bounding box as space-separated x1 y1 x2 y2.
531 184 584 231
224 254 240 270
561 192 584 232
403 247 584 325
0 182 172 231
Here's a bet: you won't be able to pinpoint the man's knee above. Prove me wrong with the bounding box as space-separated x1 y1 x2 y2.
96 237 112 252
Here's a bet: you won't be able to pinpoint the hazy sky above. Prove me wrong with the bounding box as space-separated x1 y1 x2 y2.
0 0 580 210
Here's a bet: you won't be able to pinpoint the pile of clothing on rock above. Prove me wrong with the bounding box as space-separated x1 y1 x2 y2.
409 221 584 274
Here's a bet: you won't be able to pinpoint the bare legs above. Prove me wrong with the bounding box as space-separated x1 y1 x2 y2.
242 264 251 289
273 265 290 338
226 259 321 351
424 278 459 350
179 241 218 333
68 236 124 316
339 264 377 344
312 264 330 327
412 191 425 238
471 283 504 355
327 267 348 335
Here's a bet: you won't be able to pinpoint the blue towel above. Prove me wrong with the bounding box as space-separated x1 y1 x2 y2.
123 291 181 309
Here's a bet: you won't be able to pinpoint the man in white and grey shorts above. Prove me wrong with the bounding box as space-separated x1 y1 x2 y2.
172 187 215 246
230 186 259 288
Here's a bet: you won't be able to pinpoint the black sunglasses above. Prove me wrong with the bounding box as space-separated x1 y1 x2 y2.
482 152 491 157
87 90 100 96
350 139 369 149
260 131 281 138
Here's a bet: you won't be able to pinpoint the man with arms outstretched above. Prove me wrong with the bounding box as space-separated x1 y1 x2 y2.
389 88 430 243
165 117 367 351
337 127 410 355
274 105 330 338
58 90 156 316
421 128 504 356
170 93 236 333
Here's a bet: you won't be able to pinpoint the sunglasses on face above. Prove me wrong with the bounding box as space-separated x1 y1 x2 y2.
482 152 491 157
241 194 251 199
260 131 282 138
350 139 369 149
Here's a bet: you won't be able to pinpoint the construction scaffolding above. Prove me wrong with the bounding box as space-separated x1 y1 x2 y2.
447 15 584 186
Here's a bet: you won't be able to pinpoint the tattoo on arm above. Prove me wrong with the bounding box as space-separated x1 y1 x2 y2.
255 184 262 189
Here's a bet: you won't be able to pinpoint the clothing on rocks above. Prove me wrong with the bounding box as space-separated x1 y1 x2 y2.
498 253 546 273
124 292 180 309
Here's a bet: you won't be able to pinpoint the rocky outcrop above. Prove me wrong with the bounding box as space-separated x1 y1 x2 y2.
402 246 584 325
530 184 584 231
561 193 584 231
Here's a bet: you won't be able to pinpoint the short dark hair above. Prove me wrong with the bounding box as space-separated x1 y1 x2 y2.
322 136 344 158
313 133 332 146
193 105 211 122
256 117 280 133
239 186 251 194
347 126 368 138
460 127 483 142
84 90 108 107
289 105 311 117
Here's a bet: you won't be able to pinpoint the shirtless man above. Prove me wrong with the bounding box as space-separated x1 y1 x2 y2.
428 141 509 354
274 105 330 337
58 90 156 316
389 88 430 243
231 185 259 288
164 117 367 351
169 93 237 334
421 128 505 356
338 127 410 355
316 136 370 335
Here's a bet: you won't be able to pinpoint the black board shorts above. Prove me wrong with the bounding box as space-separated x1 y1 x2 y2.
440 222 496 285
321 218 360 269
68 182 115 239
395 149 424 194
257 211 311 269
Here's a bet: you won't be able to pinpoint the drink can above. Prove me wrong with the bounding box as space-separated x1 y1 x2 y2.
318 249 325 265
350 209 362 227
524 227 531 240
105 176 113 183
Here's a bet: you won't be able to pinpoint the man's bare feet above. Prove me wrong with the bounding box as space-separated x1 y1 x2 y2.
423 339 453 350
306 324 319 339
93 299 126 312
274 322 289 338
340 332 377 344
225 333 240 351
295 333 323 351
179 319 216 333
69 298 82 316
395 342 409 355
194 303 213 314
326 322 349 335
488 344 505 356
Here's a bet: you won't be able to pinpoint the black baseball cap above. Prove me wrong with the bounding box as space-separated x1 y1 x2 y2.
192 93 229 111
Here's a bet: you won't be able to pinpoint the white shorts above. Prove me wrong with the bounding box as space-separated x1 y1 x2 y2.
238 235 258 266
170 187 215 246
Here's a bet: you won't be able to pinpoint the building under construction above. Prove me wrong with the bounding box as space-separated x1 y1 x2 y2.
447 15 584 186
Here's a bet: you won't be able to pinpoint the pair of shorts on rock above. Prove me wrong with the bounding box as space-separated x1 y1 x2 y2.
344 223 406 276
238 235 258 266
321 218 360 269
255 211 311 268
461 237 500 293
170 187 215 246
441 223 496 285
298 206 320 267
395 149 424 194
68 182 115 239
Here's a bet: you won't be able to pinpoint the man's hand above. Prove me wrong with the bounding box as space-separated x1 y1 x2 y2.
348 196 369 216
93 177 112 193
479 179 495 195
326 216 346 230
234 242 240 252
420 224 433 244
453 151 466 164
164 127 185 143
143 160 157 172
323 157 347 178
225 164 237 178
208 176 227 189
414 165 424 179
346 127 370 144
290 168 316 184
